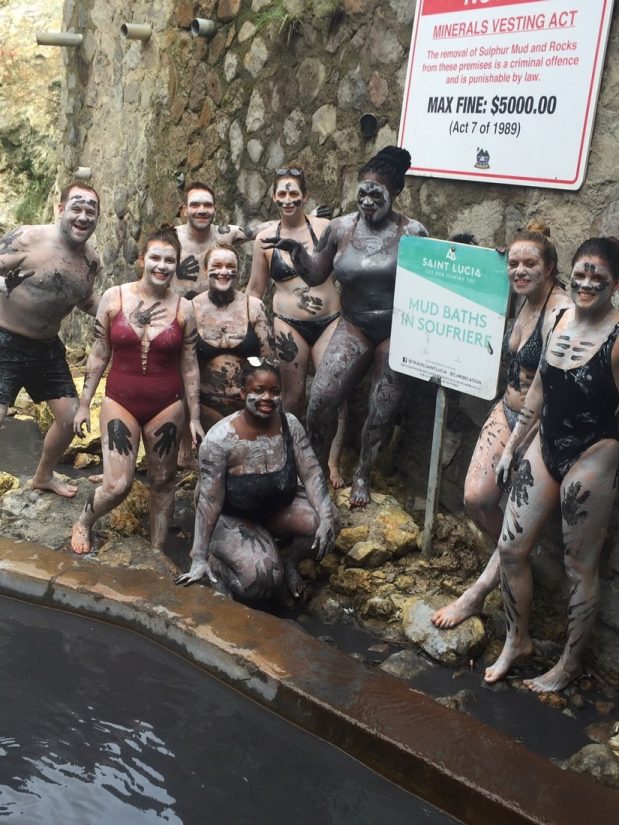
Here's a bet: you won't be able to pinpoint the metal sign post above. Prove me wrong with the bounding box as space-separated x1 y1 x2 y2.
422 383 448 558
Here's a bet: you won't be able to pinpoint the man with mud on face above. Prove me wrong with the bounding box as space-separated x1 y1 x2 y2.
172 181 275 300
176 360 339 602
0 182 101 498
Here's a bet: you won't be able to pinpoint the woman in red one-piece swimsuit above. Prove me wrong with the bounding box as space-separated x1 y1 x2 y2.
70 226 204 555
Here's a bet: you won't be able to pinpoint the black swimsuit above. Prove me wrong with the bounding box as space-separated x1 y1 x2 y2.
196 300 261 362
539 310 619 482
221 414 298 521
270 218 319 283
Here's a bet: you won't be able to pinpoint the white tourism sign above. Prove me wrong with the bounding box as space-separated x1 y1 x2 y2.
390 236 510 400
398 0 615 189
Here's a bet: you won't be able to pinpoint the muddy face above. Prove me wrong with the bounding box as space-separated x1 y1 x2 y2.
207 248 238 305
273 177 306 220
569 255 617 311
139 242 178 290
507 242 552 298
185 189 215 231
242 370 282 420
356 177 392 226
58 188 99 245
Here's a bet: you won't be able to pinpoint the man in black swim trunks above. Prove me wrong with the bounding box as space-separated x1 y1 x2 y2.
0 182 101 497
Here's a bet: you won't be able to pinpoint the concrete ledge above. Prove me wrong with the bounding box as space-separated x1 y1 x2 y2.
0 537 617 824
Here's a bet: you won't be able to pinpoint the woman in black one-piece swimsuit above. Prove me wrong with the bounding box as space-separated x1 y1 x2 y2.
485 237 619 692
432 224 571 630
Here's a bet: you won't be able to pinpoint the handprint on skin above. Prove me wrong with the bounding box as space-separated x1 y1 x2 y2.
262 236 299 254
153 422 178 458
311 204 333 220
275 331 298 362
129 300 167 328
294 287 323 315
3 264 35 296
178 255 199 282
108 419 133 456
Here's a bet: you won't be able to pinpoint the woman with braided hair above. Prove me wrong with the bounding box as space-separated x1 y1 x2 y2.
263 146 428 506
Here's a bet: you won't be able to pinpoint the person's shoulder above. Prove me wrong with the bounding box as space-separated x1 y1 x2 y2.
247 293 267 313
284 411 306 436
84 242 101 265
309 216 331 234
176 223 188 242
402 216 429 237
548 285 572 311
203 414 238 445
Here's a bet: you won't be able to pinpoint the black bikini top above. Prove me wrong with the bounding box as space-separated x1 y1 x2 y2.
222 413 298 521
270 218 319 283
505 288 554 391
196 299 261 361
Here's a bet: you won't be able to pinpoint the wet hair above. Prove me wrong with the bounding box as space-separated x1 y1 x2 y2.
204 243 239 271
571 236 619 282
272 161 307 196
184 181 215 205
60 181 100 207
240 360 281 388
509 220 558 279
357 146 411 195
140 224 181 262
449 232 478 245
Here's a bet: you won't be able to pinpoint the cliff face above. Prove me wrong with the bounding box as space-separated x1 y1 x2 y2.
47 0 619 678
0 0 62 233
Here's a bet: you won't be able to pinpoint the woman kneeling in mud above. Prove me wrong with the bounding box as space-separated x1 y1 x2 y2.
71 226 203 554
485 237 619 692
176 360 338 600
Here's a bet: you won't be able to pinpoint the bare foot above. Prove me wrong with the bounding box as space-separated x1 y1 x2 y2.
329 466 346 489
284 559 305 598
350 475 370 508
524 661 580 693
88 473 103 484
32 473 77 498
431 588 485 629
71 521 92 555
484 638 533 683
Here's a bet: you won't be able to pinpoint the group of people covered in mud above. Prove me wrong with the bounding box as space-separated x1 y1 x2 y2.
1 143 618 696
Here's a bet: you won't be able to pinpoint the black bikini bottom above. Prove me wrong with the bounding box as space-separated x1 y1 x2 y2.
275 312 340 347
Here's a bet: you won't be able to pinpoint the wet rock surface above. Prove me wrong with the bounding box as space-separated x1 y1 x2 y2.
402 595 487 667
565 744 619 789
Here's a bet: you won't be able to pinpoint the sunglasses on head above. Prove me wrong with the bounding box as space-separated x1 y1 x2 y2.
274 167 304 179
246 356 280 368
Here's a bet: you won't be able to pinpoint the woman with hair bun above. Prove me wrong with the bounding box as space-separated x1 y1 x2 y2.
263 146 428 506
485 236 619 690
432 221 571 629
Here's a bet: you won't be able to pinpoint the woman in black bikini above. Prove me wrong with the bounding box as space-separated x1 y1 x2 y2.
249 164 347 487
192 245 273 433
432 223 571 629
484 237 619 691
262 147 428 507
175 361 338 600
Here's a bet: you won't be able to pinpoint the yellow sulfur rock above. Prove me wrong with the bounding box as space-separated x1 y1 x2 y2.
0 472 19 496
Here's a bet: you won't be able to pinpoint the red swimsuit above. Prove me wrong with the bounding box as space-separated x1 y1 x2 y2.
105 291 184 425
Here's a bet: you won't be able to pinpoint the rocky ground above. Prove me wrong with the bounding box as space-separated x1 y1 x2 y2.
0 357 617 789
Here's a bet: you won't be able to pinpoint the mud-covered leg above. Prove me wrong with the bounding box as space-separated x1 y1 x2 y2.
143 400 185 552
351 338 404 507
32 396 79 497
525 440 619 692
307 317 373 470
274 317 310 418
208 515 284 600
327 404 348 488
485 436 559 683
433 402 511 628
70 398 140 554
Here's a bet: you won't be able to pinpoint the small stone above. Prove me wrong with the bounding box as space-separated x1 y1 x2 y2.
368 71 388 107
435 689 476 715
283 109 306 146
577 677 593 692
307 589 349 623
330 567 373 596
360 595 395 620
238 21 257 43
218 0 241 22
0 472 19 496
243 37 268 78
595 701 615 716
73 453 101 470
585 721 615 744
379 649 430 680
345 541 388 568
247 138 263 163
246 90 265 133
368 643 389 654
570 694 586 710
297 58 326 105
566 744 619 789
336 525 370 552
318 634 334 645
236 170 267 208
402 595 487 667
229 120 243 166
311 104 337 145
537 692 567 710
318 553 340 576
298 559 317 580
350 652 365 663
224 52 238 82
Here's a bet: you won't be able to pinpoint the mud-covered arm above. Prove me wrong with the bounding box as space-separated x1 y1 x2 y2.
262 222 340 287
73 290 114 436
179 299 204 445
288 414 336 558
496 369 544 484
219 221 276 244
246 234 271 299
176 434 228 584
75 253 101 317
249 296 275 357
0 227 35 295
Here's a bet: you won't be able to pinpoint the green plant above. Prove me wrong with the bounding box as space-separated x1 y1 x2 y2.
255 0 342 43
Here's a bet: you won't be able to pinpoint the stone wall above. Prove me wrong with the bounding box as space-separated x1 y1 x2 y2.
55 0 619 677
